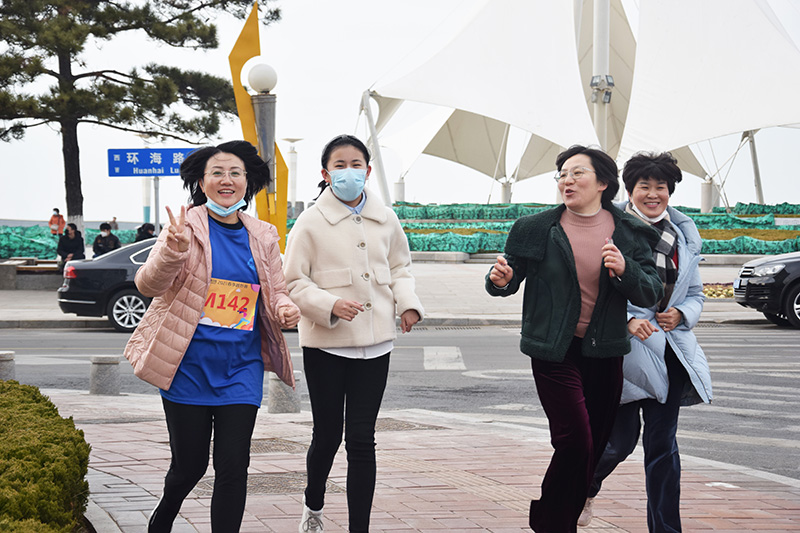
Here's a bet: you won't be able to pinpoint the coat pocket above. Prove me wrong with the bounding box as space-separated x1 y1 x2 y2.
373 266 392 285
314 268 352 289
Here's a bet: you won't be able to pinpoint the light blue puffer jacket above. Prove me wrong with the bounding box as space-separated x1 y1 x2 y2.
617 203 713 406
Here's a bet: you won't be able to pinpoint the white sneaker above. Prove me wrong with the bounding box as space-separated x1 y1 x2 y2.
577 497 594 527
299 496 324 532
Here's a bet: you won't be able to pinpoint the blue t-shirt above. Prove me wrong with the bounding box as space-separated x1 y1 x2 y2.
161 217 264 406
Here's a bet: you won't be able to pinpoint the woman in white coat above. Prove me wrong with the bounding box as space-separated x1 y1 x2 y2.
283 134 424 533
580 152 712 532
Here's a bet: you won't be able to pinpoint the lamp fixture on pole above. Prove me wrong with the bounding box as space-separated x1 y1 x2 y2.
248 63 278 194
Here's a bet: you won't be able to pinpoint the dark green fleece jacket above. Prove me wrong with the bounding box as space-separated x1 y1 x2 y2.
485 204 663 362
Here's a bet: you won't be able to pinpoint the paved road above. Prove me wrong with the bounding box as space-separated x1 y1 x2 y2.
6 322 798 480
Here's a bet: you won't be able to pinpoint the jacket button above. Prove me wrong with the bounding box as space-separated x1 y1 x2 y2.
358 241 366 249
364 302 373 310
354 216 362 223
362 272 370 281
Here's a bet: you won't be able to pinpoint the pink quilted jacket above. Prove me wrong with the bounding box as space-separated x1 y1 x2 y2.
123 206 297 391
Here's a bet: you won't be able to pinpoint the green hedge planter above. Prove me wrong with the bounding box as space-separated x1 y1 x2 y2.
0 381 90 533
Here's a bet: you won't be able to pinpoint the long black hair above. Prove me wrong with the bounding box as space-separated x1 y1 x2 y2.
315 134 371 199
180 140 271 208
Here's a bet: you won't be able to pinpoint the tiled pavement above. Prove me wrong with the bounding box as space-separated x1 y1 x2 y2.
48 389 800 532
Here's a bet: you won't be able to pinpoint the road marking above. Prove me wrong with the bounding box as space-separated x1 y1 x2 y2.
463 369 533 380
423 346 466 370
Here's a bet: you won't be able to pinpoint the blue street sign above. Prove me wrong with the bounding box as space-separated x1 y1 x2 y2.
107 148 197 177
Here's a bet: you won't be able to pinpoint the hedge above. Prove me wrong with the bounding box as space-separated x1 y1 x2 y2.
0 381 90 533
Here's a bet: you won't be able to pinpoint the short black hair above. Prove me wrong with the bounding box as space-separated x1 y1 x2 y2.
555 145 620 206
99 222 111 231
320 134 370 169
66 223 77 232
622 151 683 196
180 140 270 208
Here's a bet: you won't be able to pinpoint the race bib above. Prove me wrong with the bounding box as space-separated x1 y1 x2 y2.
199 278 260 330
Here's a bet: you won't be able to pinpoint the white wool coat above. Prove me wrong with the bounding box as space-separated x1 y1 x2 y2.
283 188 424 349
123 206 297 390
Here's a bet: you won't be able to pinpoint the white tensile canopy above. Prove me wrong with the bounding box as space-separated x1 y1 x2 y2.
363 0 800 205
618 0 800 161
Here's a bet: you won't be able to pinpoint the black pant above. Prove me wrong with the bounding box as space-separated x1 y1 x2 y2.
529 337 623 533
590 346 688 532
302 348 390 533
149 398 258 533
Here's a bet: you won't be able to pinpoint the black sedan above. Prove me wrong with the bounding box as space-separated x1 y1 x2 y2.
733 251 800 328
57 239 155 332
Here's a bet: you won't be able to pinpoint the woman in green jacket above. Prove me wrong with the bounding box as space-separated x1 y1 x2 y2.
486 145 663 532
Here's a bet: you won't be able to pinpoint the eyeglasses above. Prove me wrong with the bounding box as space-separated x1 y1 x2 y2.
205 169 246 179
554 167 595 182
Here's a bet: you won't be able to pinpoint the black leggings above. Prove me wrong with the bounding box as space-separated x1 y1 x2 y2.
149 398 258 533
302 348 390 533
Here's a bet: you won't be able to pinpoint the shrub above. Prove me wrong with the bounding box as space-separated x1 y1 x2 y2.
0 381 90 532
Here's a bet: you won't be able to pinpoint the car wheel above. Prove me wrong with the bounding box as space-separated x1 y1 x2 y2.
106 289 149 333
762 312 793 328
784 284 800 329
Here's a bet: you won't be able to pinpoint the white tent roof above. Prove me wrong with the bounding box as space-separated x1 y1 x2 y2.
373 0 599 162
618 0 800 161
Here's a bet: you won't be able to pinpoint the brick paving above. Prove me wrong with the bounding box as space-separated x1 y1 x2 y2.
47 389 800 532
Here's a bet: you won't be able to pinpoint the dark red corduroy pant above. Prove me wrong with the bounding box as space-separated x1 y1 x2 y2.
528 336 623 533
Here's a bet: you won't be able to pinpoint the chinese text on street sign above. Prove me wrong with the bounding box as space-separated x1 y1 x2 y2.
107 148 196 177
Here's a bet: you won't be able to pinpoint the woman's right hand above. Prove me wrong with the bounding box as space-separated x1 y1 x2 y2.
165 205 190 253
332 299 365 322
628 317 659 341
489 255 513 288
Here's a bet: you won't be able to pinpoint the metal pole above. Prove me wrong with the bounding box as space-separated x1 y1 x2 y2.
592 0 610 151
361 91 392 206
288 143 298 209
142 178 151 224
252 92 277 193
746 130 765 204
153 176 160 235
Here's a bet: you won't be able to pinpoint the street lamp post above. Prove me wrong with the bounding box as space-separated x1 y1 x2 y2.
246 62 299 413
248 63 278 193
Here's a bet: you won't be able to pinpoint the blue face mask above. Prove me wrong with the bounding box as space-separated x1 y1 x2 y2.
206 197 246 217
328 168 367 202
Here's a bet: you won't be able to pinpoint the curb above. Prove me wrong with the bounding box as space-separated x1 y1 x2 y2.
0 319 112 330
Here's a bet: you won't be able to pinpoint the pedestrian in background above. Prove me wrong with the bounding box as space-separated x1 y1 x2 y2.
135 223 156 242
109 216 119 230
283 134 424 533
123 140 301 532
486 144 663 532
56 223 85 270
49 208 66 236
579 152 712 531
92 222 121 257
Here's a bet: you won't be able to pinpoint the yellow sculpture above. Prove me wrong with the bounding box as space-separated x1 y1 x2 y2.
228 1 289 251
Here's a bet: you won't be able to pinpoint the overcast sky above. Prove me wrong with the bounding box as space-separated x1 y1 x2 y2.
2 0 798 224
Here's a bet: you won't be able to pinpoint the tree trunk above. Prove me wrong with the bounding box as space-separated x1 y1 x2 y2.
61 118 84 220
58 48 83 221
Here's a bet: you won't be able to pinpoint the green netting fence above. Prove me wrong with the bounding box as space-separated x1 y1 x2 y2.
0 226 136 260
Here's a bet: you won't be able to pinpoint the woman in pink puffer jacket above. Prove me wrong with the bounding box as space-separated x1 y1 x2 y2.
123 140 300 533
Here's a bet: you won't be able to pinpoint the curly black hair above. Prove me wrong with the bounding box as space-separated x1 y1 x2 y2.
180 140 271 208
622 151 683 196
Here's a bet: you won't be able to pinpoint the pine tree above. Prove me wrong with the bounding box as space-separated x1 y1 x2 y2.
0 0 279 223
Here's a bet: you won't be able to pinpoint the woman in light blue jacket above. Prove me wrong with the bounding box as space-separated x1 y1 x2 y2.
580 152 712 533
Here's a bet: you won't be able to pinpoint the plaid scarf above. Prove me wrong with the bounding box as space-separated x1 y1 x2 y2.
626 204 678 311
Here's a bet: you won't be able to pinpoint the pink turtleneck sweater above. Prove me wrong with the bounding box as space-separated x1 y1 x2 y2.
560 207 615 338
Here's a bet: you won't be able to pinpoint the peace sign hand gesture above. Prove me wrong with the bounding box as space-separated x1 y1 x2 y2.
165 205 190 253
